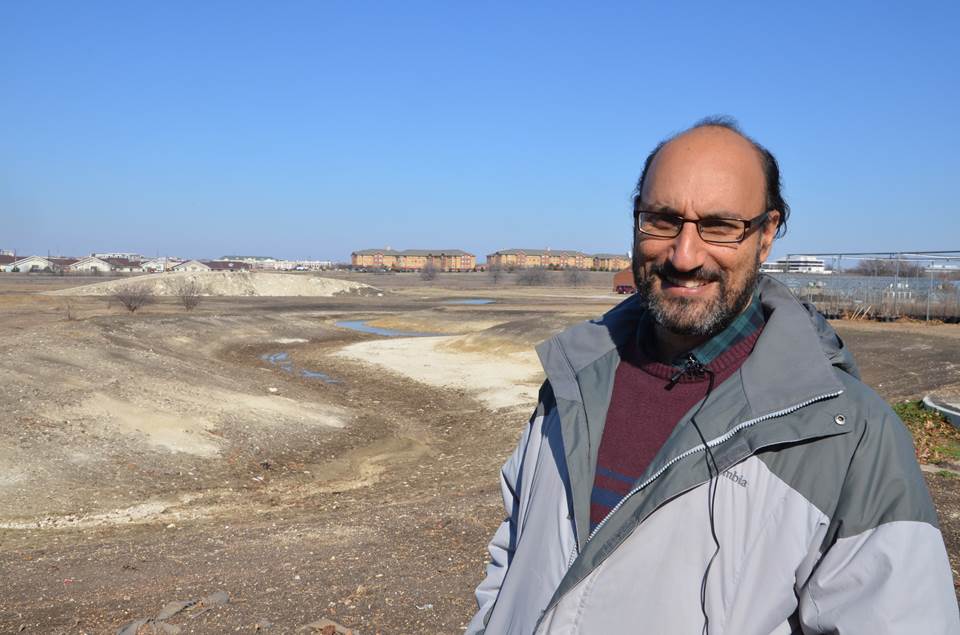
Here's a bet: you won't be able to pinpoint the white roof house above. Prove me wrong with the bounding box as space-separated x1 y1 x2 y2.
69 256 113 273
170 260 211 272
5 256 54 272
141 258 180 272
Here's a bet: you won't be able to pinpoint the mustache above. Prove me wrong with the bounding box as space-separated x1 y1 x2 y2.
649 262 722 284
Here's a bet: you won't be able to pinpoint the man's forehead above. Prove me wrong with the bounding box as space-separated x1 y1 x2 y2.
641 126 766 208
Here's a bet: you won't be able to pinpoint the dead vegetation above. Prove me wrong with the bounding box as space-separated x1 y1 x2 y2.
111 284 154 313
173 277 207 311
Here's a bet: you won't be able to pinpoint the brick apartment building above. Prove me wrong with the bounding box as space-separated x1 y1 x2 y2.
351 249 476 272
486 249 630 271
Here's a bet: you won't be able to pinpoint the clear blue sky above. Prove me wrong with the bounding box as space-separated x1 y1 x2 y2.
3 1 958 262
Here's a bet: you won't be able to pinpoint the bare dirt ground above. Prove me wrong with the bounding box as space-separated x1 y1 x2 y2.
1 271 957 634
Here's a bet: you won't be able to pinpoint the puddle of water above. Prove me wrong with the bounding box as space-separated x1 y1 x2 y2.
443 298 495 305
261 352 340 384
335 320 439 337
300 369 341 383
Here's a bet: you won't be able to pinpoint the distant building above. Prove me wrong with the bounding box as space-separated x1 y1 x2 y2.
487 249 630 271
69 256 113 273
0 254 16 270
5 256 56 272
486 249 588 269
92 252 145 262
101 257 142 272
351 249 476 272
762 255 828 274
592 253 632 272
206 260 251 271
170 260 211 272
141 258 181 273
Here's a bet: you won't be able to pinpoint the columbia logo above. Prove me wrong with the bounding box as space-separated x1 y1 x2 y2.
722 470 748 488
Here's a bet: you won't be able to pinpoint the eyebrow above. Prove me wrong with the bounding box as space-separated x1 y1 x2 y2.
639 204 745 219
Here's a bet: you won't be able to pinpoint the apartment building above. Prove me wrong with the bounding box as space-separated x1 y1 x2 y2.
487 249 630 271
351 248 476 272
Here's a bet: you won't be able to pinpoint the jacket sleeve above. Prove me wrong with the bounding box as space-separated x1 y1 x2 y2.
798 400 960 634
466 402 541 634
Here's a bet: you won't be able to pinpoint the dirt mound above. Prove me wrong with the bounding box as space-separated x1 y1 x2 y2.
47 271 380 297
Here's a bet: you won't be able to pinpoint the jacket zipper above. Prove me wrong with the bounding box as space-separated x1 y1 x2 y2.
565 389 843 568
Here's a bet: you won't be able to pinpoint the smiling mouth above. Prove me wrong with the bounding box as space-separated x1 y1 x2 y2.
660 274 714 289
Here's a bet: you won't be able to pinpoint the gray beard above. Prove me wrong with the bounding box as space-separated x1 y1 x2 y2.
634 251 760 338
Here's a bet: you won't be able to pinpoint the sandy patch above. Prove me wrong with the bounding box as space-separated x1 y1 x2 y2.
0 494 202 529
59 393 223 457
333 336 543 411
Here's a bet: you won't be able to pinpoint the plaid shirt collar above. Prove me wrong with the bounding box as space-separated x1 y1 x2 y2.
638 291 765 368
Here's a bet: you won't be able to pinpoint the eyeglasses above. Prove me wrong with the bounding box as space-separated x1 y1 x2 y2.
634 209 771 244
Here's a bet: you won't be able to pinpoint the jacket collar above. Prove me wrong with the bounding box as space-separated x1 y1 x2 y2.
536 274 857 419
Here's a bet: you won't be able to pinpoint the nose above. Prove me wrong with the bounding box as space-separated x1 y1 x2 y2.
667 222 708 273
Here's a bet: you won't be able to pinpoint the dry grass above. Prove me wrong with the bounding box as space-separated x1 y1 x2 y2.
894 401 960 465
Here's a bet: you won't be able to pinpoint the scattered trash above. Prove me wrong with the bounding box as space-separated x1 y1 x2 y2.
416 603 434 610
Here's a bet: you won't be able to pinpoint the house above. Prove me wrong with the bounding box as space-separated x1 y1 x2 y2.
170 260 211 272
102 258 142 273
0 255 16 271
68 256 113 273
5 256 55 272
140 258 180 273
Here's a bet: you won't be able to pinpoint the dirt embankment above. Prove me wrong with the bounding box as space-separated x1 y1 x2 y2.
46 271 381 298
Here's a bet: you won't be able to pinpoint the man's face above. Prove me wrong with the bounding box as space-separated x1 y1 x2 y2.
632 127 779 338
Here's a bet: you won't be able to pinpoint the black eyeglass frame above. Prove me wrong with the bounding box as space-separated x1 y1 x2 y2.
633 209 772 244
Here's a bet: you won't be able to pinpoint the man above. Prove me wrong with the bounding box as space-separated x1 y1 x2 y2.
468 118 959 634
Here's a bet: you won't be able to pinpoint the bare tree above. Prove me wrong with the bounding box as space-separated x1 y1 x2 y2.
488 264 504 284
517 267 548 286
112 285 154 313
173 278 207 311
565 268 587 287
420 262 438 281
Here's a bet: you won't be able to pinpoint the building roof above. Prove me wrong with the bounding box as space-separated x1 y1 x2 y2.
353 248 474 257
172 259 210 269
206 260 251 270
218 255 277 261
488 249 588 257
0 255 16 265
591 253 629 259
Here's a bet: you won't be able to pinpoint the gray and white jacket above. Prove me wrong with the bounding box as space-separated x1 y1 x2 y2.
469 276 959 634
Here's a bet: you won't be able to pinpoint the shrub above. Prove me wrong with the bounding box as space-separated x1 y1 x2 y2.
565 268 587 287
517 267 548 286
173 278 207 311
112 285 154 313
420 262 438 281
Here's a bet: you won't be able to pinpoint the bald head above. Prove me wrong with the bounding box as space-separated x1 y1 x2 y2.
633 117 789 238
640 126 766 219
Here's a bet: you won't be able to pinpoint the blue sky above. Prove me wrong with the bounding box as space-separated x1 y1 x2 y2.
3 1 958 262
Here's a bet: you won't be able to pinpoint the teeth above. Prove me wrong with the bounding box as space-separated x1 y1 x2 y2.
664 276 706 288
